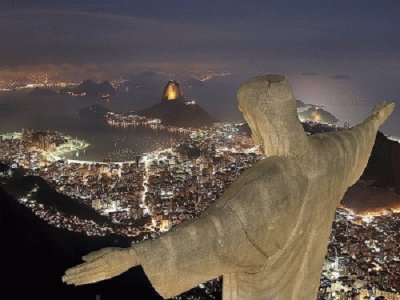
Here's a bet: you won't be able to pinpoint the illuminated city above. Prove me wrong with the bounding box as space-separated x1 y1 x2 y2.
1 115 399 299
1 1 399 299
0 123 264 238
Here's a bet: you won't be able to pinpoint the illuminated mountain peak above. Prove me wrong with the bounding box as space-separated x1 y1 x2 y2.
162 80 183 102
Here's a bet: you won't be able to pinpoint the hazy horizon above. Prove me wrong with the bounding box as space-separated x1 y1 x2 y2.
0 0 399 134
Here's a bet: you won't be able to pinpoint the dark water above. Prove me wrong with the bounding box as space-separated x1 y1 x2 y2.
0 94 179 161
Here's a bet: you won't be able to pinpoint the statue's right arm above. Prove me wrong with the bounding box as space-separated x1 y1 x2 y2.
63 200 267 298
131 205 268 298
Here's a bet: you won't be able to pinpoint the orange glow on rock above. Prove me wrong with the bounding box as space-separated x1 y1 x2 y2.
162 80 182 101
166 84 177 100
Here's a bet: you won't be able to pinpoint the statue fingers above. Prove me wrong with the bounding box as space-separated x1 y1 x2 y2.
72 272 115 286
64 258 107 276
378 102 395 121
386 102 396 113
65 270 108 286
63 264 106 285
76 265 128 285
371 101 396 125
64 264 127 286
373 101 395 114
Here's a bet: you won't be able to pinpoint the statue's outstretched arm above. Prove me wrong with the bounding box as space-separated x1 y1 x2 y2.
63 202 267 298
309 101 395 190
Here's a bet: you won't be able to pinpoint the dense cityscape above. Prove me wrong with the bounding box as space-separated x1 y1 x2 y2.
0 121 263 239
319 208 400 300
1 114 399 299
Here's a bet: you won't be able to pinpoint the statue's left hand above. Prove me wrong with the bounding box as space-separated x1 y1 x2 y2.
371 101 395 126
62 247 139 286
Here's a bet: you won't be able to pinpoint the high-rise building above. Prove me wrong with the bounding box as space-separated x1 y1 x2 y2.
92 199 102 211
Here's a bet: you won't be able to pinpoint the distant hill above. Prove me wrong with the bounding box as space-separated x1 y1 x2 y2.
75 79 100 96
98 81 115 95
139 101 216 128
296 99 307 108
28 87 58 97
0 187 160 300
362 131 400 194
341 181 400 214
297 106 339 124
341 129 400 215
60 80 115 97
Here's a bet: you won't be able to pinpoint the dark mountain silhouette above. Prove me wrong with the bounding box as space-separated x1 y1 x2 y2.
362 131 400 194
61 80 115 97
341 181 400 214
138 79 216 127
139 101 216 128
28 87 58 97
99 81 115 95
76 79 101 96
340 134 400 213
0 187 161 300
296 99 307 108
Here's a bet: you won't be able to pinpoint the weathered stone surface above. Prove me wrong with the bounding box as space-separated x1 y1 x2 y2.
63 74 395 299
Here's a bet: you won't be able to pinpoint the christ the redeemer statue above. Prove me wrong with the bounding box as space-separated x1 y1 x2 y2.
63 74 395 299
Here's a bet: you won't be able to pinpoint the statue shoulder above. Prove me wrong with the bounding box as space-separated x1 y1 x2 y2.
213 156 309 257
215 157 307 209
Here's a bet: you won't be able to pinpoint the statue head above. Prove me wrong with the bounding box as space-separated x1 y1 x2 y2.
237 74 308 157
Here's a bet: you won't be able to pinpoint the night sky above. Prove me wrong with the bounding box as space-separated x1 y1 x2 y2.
0 0 399 134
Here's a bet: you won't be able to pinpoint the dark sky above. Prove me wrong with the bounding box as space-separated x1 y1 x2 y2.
0 0 399 134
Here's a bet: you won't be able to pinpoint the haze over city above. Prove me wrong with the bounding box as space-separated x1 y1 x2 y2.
0 0 399 134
